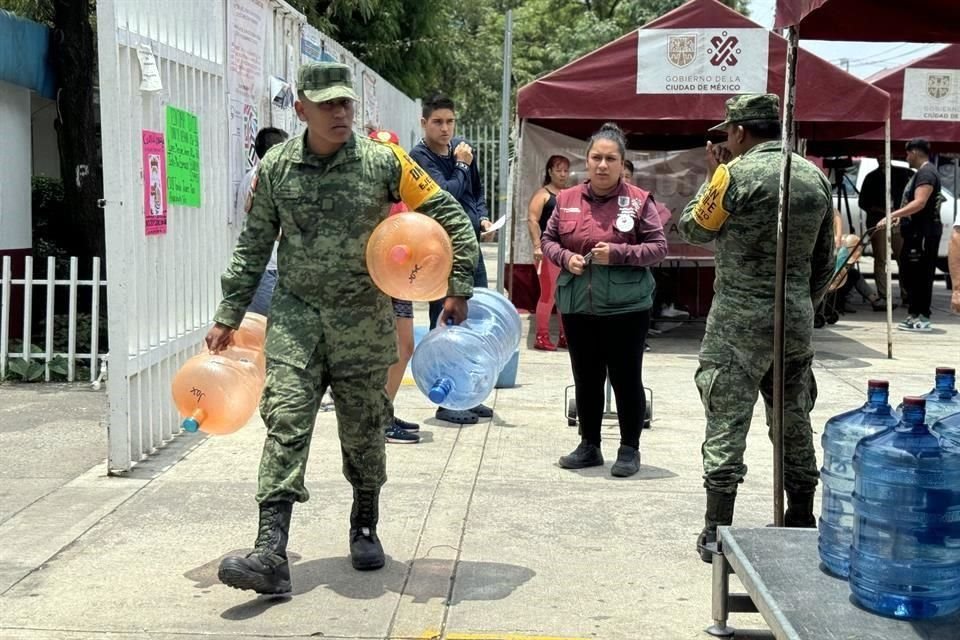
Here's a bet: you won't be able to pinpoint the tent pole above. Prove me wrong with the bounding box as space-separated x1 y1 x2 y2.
885 119 893 359
773 26 800 528
496 9 513 294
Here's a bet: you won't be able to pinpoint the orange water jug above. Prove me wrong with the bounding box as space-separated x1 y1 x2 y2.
220 344 267 381
171 352 263 435
365 211 453 301
233 312 267 350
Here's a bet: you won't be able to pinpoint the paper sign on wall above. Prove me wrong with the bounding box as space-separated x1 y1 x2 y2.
902 68 960 122
141 130 168 235
636 28 768 95
165 106 201 207
136 44 162 92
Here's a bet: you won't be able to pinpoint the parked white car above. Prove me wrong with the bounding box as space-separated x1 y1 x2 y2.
831 158 957 273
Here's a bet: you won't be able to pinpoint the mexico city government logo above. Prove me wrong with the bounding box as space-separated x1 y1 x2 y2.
708 32 741 72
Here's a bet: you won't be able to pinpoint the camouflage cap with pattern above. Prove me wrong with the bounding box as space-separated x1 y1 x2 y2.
709 93 781 132
297 62 358 103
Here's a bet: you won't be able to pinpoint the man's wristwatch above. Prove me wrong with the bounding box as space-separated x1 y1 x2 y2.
456 161 469 171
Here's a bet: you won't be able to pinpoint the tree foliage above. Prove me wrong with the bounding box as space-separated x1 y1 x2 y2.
308 0 749 123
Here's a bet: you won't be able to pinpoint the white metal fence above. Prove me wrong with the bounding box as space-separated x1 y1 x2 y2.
460 122 505 222
0 255 106 383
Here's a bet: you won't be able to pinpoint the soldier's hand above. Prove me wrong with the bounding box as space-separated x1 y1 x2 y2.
454 142 474 165
205 323 235 353
705 142 730 180
567 254 586 275
439 296 469 325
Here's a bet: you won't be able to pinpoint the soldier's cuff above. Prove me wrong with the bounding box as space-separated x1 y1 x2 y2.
213 304 245 330
447 276 474 299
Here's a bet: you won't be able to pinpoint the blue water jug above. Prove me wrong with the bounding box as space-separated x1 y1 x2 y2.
818 380 899 579
849 396 960 619
897 367 960 425
412 289 522 410
933 411 960 449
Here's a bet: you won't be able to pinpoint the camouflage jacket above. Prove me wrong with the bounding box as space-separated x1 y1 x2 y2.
679 141 835 341
213 132 478 374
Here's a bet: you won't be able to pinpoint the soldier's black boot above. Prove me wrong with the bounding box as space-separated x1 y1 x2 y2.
218 501 293 594
784 491 816 528
350 488 385 571
697 491 736 564
558 440 604 469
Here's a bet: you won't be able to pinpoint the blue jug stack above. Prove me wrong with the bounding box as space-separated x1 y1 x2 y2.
849 396 960 620
818 380 899 578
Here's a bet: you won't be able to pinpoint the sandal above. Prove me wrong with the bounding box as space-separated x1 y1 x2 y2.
435 407 479 424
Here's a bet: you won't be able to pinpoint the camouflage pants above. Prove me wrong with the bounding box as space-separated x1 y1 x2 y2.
694 336 819 495
255 346 390 504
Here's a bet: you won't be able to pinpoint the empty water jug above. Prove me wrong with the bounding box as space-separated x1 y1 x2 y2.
233 312 268 350
411 289 521 410
365 211 453 302
171 351 263 435
849 396 960 619
921 368 959 425
819 380 899 578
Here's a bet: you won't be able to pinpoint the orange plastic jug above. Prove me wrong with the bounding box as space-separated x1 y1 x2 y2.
365 211 453 301
233 312 267 350
220 344 266 381
171 352 263 435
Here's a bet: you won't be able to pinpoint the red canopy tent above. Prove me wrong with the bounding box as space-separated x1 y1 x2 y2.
774 0 960 43
809 44 960 156
518 0 890 145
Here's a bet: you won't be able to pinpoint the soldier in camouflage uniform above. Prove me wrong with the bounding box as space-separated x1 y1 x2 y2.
206 62 478 594
678 94 835 563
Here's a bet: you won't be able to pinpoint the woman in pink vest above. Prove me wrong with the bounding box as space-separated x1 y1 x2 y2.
527 155 571 350
541 123 667 477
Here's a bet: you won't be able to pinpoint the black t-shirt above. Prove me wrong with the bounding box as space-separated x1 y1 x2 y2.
901 163 941 225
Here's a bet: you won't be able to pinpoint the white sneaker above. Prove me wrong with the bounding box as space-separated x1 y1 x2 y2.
897 316 932 332
660 304 690 319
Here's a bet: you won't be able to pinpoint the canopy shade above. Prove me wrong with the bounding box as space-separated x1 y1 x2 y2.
809 45 960 156
517 0 889 143
774 0 960 43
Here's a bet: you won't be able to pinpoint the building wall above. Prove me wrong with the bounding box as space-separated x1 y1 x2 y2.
0 79 31 252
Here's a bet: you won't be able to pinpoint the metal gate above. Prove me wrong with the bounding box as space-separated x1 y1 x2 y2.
97 0 304 472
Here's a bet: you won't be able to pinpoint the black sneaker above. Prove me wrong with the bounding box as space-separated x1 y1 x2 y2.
558 441 603 469
393 416 420 433
610 445 640 477
385 423 419 444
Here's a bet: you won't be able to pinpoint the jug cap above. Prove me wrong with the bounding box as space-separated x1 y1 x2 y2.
867 380 889 389
936 367 955 375
902 396 925 407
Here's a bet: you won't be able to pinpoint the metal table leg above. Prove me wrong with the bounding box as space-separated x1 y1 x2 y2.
706 547 735 637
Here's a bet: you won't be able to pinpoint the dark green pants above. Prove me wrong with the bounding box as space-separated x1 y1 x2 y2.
695 336 819 496
255 346 389 504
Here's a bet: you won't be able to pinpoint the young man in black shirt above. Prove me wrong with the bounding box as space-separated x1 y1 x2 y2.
878 138 942 331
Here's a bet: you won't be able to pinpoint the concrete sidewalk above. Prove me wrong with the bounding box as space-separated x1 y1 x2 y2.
1 250 958 640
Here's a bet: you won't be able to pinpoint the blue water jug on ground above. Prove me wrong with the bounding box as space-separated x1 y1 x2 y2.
412 289 522 410
849 396 960 620
897 367 960 425
819 380 899 579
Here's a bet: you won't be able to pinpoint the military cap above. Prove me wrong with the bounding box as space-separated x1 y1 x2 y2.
709 93 781 132
297 62 358 103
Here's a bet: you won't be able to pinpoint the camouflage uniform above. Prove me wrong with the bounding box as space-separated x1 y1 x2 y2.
214 67 478 505
679 95 835 498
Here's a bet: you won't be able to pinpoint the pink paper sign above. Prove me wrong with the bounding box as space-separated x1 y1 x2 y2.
142 130 168 235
